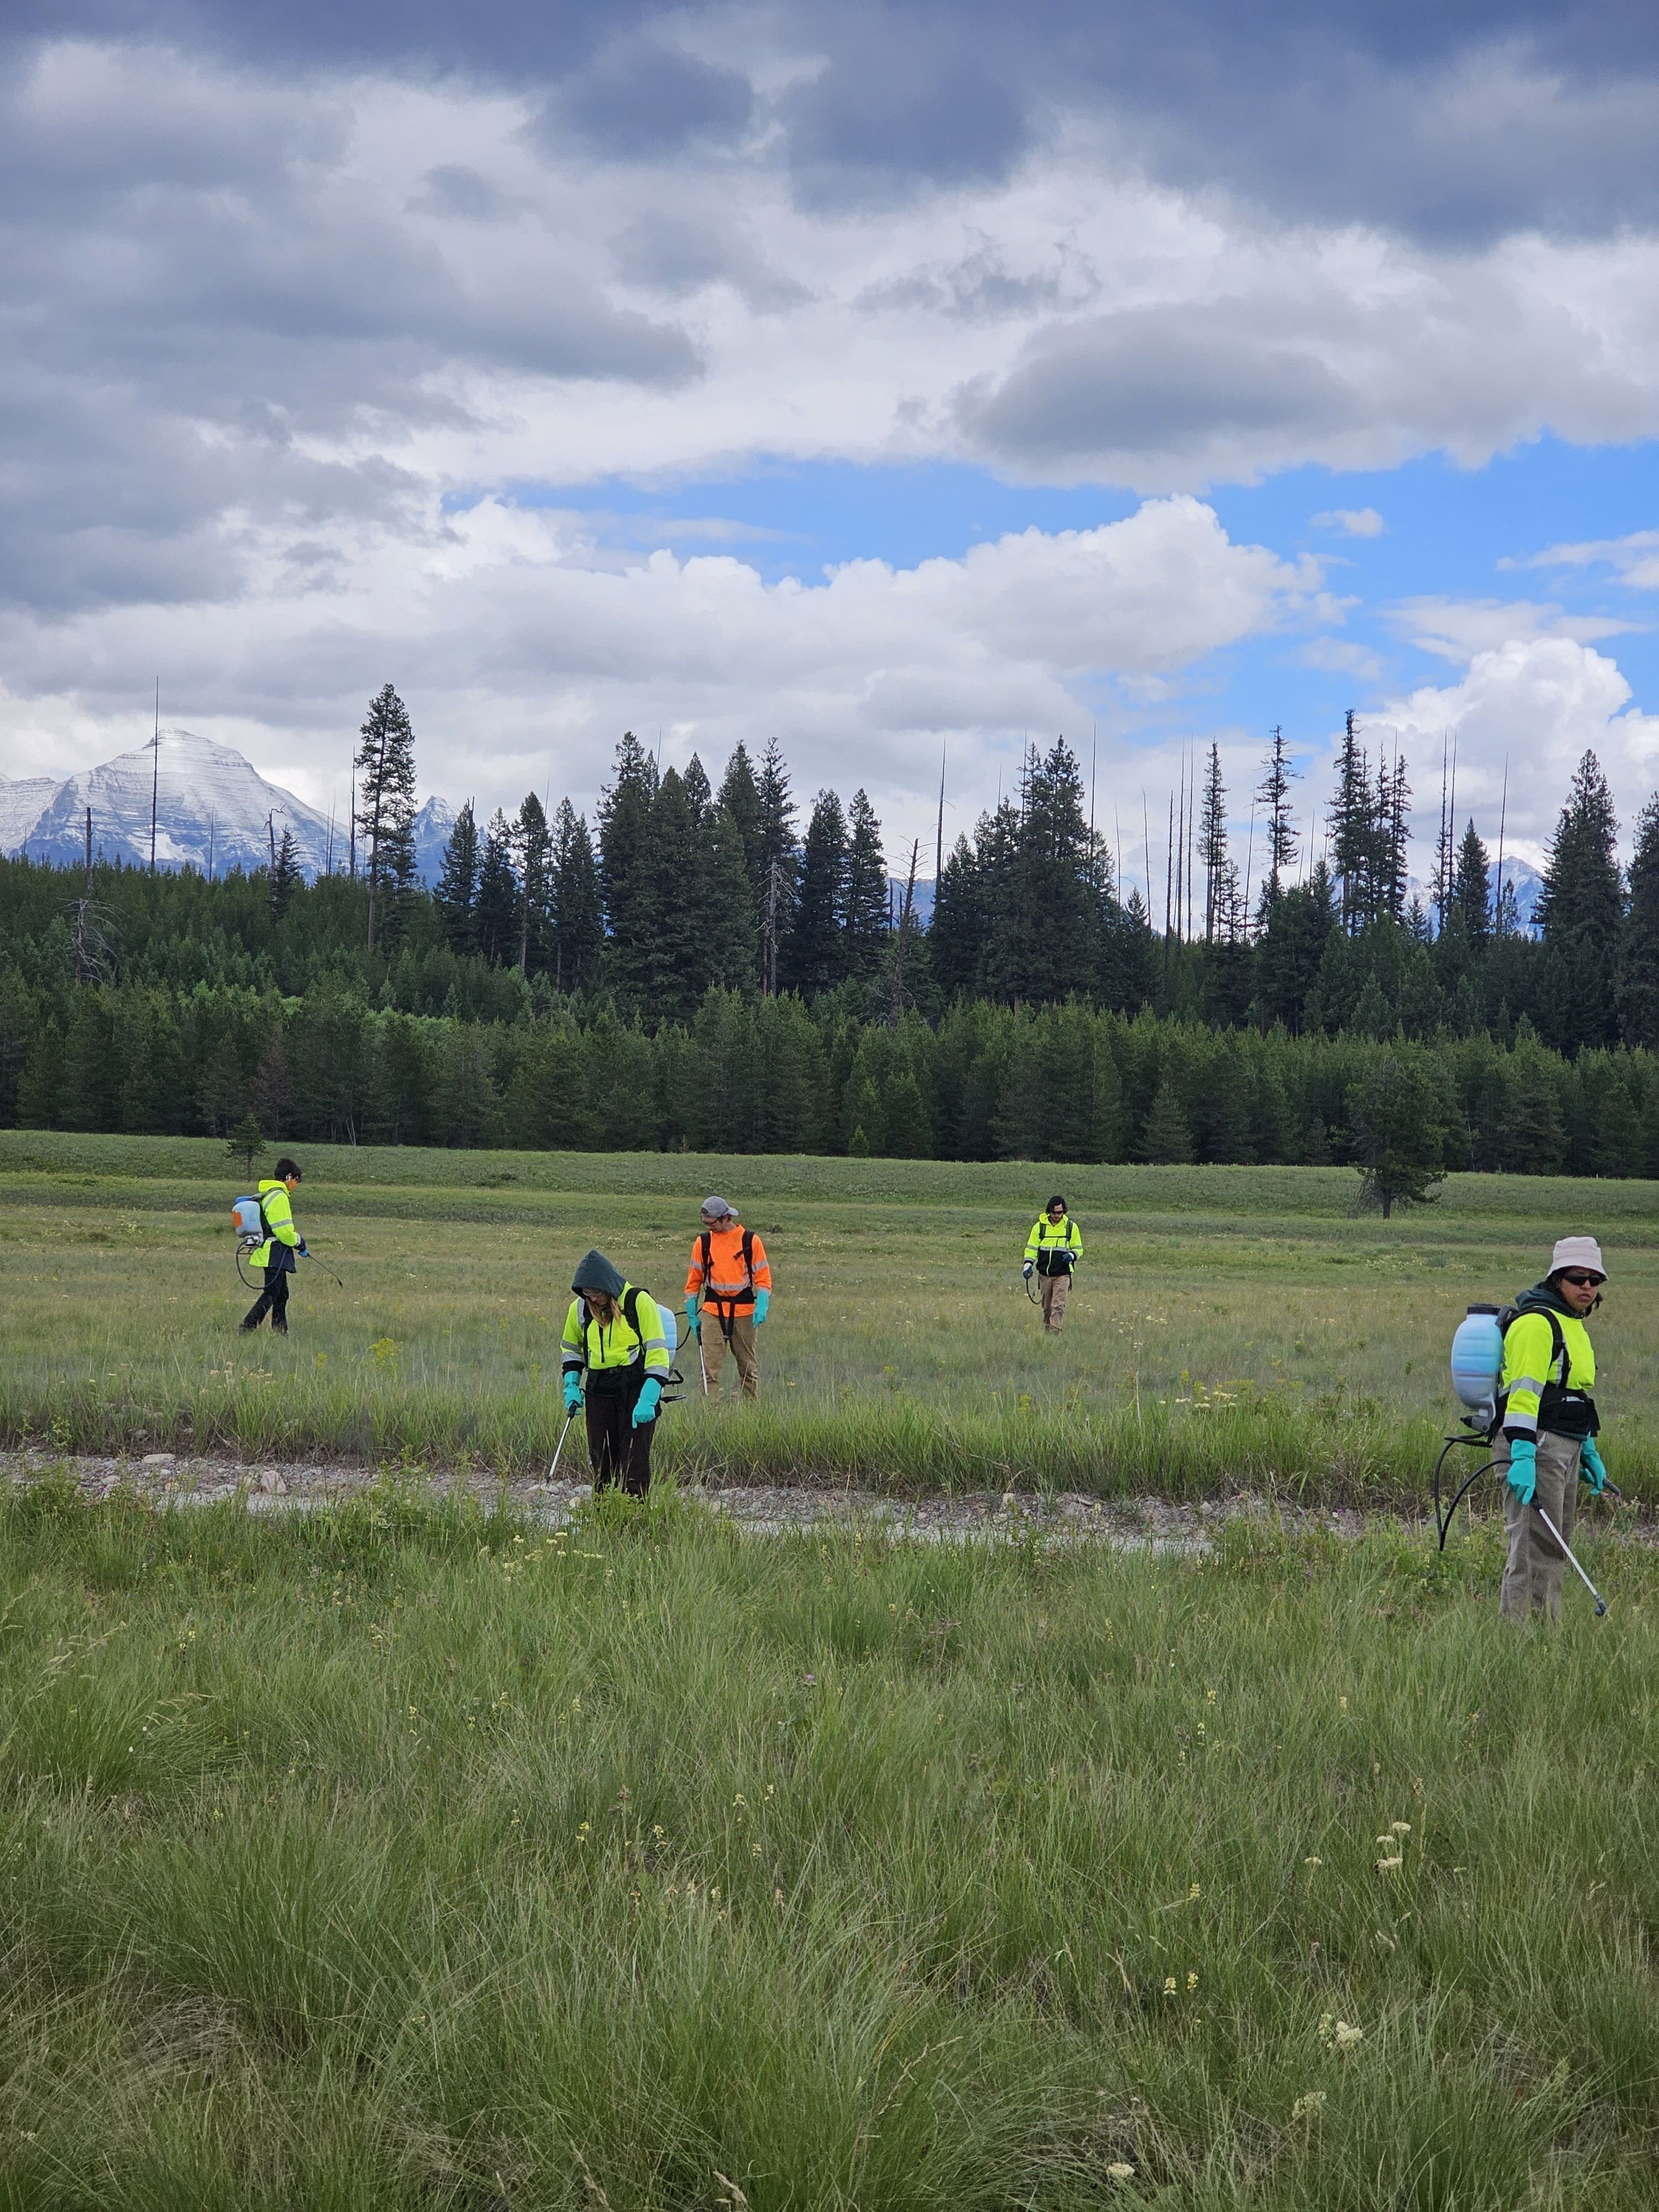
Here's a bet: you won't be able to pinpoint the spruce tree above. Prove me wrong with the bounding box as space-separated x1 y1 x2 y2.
1255 724 1298 910
1350 1052 1445 1217
1199 743 1231 942
683 754 712 825
513 793 552 975
688 807 761 999
597 732 660 1000
353 683 418 951
1451 820 1491 951
435 800 479 956
786 790 848 996
754 737 799 994
843 790 890 980
1537 749 1623 1050
716 742 764 912
1141 1074 1195 1164
550 801 603 994
1330 710 1371 934
1616 793 1659 1048
473 811 519 967
269 827 302 921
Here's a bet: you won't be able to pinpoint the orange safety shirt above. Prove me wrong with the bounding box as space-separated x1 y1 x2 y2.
685 1221 772 1312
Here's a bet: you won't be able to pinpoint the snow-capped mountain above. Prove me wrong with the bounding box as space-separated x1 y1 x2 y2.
1 731 460 884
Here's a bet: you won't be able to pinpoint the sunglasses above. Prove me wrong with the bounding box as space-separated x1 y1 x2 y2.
1559 1271 1604 1288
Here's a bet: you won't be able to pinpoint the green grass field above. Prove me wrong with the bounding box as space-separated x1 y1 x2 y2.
1 1482 1655 2207
3 1131 1657 1503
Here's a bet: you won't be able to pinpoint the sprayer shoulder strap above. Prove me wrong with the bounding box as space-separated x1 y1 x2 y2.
1501 1305 1567 1383
577 1288 646 1367
698 1230 754 1301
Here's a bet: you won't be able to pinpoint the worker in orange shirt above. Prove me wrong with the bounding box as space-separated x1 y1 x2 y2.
685 1194 772 1401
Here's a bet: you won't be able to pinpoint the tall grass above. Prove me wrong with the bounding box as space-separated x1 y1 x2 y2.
2 1480 1656 2206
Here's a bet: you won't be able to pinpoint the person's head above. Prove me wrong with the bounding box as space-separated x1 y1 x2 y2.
275 1156 301 1191
1046 1194 1067 1222
571 1248 625 1319
1547 1235 1605 1316
701 1195 735 1228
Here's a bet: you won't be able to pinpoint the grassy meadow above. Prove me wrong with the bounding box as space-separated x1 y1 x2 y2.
3 1130 1658 1503
1 1482 1656 2206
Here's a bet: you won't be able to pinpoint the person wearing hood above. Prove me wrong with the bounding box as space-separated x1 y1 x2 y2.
560 1250 671 1497
1498 1235 1611 1621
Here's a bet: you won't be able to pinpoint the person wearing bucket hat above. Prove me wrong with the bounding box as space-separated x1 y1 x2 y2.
684 1196 772 1401
1495 1235 1610 1620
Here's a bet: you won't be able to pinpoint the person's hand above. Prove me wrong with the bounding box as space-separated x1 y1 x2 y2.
298 1240 308 1256
1022 1261 1034 1279
685 1296 700 1339
1505 1437 1537 1506
632 1378 661 1427
754 1288 770 1327
562 1375 583 1416
1579 1437 1610 1495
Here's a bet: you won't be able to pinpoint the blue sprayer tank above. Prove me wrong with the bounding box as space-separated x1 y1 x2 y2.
1450 1304 1505 1426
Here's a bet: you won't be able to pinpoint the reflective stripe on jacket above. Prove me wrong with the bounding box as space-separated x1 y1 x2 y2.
685 1223 771 1310
1024 1214 1082 1275
561 1286 671 1381
1501 1310 1595 1437
252 1178 300 1272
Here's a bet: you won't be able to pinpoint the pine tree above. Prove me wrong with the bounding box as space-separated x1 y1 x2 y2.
550 801 603 995
754 738 799 994
1451 820 1491 951
1330 710 1371 934
717 742 763 910
843 790 889 980
435 800 480 956
786 790 848 996
514 792 552 975
269 827 301 921
353 683 418 952
683 754 712 825
1381 751 1411 924
1537 750 1623 1050
473 811 519 967
1199 744 1230 942
1350 1052 1445 1217
1617 793 1659 1048
687 807 760 999
251 1025 294 1137
640 766 701 1022
598 732 659 1000
1141 1074 1194 1164
1256 725 1298 910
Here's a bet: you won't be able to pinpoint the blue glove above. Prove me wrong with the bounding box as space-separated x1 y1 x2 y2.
632 1377 661 1427
298 1240 308 1256
754 1288 770 1327
685 1295 700 1339
562 1374 583 1416
1022 1261 1034 1279
1506 1437 1537 1507
1580 1437 1609 1495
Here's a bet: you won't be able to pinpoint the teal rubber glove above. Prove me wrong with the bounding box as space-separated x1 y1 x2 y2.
754 1288 770 1327
685 1295 700 1339
562 1374 583 1416
632 1378 661 1427
1022 1260 1034 1279
1506 1436 1537 1506
1580 1437 1609 1494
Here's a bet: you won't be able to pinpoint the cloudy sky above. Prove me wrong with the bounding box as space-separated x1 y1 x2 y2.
5 1 1659 890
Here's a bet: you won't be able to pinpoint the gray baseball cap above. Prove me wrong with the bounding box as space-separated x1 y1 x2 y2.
700 1194 734 1220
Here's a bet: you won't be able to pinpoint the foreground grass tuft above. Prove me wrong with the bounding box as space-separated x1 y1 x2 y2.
1 1482 1656 2206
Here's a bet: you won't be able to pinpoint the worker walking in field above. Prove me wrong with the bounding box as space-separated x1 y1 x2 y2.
239 1156 306 1334
560 1250 671 1497
1496 1236 1611 1622
685 1195 771 1401
1023 1194 1082 1333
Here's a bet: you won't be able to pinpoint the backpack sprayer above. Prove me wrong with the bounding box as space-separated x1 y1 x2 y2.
1437 1302 1615 1614
231 1195 343 1291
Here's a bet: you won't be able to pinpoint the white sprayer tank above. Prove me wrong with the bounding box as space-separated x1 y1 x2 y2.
1450 1303 1504 1425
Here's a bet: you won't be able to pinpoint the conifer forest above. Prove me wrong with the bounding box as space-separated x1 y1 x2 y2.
5 698 1659 1178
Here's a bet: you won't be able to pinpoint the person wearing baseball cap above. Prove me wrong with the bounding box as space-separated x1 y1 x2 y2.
684 1196 772 1401
1496 1236 1610 1620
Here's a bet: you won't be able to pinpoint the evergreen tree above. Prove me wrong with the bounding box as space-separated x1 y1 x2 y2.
716 741 763 899
269 827 301 921
353 683 418 951
1199 743 1234 941
843 790 889 980
550 801 603 995
473 810 519 967
598 732 659 1000
1350 1051 1446 1217
640 766 701 1022
1451 820 1491 951
1618 793 1659 1048
754 737 799 994
1255 724 1299 910
434 800 479 957
786 790 848 996
683 754 712 825
225 1113 266 1180
1537 750 1623 1050
513 792 552 975
251 1025 294 1137
1141 1073 1194 1163
1331 710 1372 934
1254 863 1336 1034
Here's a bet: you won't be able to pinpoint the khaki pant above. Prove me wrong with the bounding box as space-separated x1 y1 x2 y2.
1040 1271 1071 1331
1498 1428 1582 1621
697 1308 759 1400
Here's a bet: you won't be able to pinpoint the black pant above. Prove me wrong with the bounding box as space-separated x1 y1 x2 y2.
585 1375 656 1496
242 1264 291 1332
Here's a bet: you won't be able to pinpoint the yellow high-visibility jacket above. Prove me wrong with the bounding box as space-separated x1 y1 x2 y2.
1024 1214 1082 1276
1501 1306 1596 1438
251 1179 301 1272
560 1286 671 1387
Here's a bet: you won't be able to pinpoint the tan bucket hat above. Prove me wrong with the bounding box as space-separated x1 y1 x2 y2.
1550 1236 1606 1279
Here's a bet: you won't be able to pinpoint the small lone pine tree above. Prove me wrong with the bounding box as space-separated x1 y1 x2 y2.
225 1113 266 1181
1350 1053 1445 1218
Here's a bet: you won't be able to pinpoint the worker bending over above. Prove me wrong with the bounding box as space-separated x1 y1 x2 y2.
1023 1194 1082 1333
241 1156 306 1334
1498 1235 1611 1622
685 1194 771 1400
561 1250 671 1496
